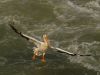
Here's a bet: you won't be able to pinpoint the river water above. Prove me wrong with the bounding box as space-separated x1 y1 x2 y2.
0 0 100 75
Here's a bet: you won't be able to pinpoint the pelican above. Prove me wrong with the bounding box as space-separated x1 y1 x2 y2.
32 34 50 62
9 22 91 62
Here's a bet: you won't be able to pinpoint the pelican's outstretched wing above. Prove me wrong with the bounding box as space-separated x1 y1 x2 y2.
9 22 42 44
51 46 76 56
50 46 91 56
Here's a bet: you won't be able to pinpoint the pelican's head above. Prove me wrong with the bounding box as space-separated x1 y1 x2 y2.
43 34 48 43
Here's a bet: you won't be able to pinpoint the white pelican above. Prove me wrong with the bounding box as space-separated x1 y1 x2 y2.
9 22 91 62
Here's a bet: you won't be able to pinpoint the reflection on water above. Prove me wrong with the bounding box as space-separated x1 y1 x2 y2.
0 0 100 75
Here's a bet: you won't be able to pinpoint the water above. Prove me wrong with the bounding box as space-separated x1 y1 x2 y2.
0 0 100 75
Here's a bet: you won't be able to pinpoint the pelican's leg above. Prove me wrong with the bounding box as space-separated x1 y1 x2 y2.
32 54 36 60
41 53 46 62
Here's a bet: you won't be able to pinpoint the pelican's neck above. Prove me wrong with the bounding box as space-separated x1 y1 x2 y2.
43 39 48 44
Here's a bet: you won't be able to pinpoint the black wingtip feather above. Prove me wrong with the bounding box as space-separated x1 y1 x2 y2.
9 21 20 33
9 21 29 40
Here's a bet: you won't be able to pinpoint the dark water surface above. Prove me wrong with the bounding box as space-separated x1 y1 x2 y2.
0 0 100 75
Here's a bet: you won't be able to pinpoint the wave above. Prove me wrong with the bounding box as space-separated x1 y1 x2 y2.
0 0 13 3
67 40 100 72
49 0 100 23
0 56 7 66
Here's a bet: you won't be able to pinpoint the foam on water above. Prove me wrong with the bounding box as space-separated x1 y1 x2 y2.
0 57 7 66
49 0 100 23
0 0 13 3
67 40 100 71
